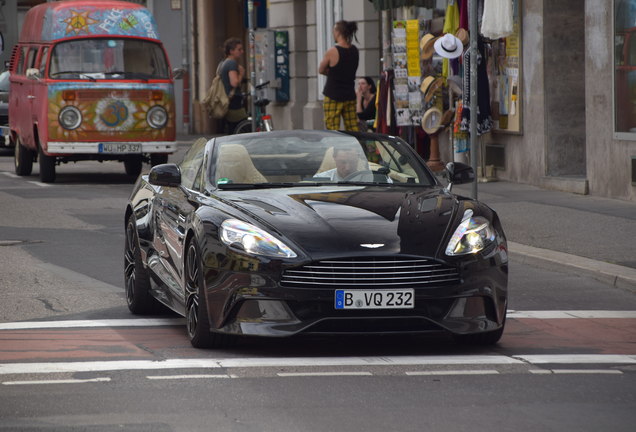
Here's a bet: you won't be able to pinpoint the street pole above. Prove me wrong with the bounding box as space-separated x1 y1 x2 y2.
247 0 256 132
181 0 190 134
469 0 478 200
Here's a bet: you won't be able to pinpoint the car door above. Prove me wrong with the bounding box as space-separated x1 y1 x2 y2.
10 46 37 148
153 139 207 307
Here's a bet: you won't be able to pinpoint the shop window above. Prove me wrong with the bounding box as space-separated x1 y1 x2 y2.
614 0 636 139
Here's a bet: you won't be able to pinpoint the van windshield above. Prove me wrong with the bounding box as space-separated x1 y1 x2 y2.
49 38 169 80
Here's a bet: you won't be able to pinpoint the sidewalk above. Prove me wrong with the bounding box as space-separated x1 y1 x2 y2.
176 134 636 292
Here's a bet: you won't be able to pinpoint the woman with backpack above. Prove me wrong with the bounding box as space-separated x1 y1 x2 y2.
219 38 247 134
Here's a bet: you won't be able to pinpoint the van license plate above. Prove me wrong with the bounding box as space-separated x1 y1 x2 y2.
335 289 414 309
98 143 141 153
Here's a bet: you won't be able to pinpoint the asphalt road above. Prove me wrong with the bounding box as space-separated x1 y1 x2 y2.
0 145 635 432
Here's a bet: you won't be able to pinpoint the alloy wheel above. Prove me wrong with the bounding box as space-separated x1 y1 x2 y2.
185 243 200 339
124 221 137 306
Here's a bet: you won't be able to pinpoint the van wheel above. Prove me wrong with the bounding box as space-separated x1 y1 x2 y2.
124 155 143 177
14 137 34 176
38 146 56 183
150 154 168 166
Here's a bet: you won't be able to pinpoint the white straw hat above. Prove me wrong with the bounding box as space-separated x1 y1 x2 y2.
434 33 463 59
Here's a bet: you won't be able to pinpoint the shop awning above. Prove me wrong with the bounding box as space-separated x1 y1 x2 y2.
368 0 437 11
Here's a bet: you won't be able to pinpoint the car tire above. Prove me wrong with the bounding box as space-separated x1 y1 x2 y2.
124 155 143 177
150 153 168 166
38 145 56 183
185 240 233 349
124 217 160 314
14 137 33 176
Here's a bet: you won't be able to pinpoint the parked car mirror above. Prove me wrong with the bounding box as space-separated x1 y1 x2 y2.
149 163 181 187
26 68 41 80
172 67 185 80
446 162 474 185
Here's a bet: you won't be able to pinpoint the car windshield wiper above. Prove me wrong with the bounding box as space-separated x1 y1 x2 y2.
217 182 297 190
217 182 339 190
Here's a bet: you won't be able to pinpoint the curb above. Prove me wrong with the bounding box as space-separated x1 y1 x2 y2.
509 241 636 293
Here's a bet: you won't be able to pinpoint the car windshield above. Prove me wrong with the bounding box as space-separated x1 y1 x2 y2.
208 130 436 189
49 38 169 80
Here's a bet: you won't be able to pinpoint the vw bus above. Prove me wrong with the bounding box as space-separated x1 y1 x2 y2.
9 0 178 182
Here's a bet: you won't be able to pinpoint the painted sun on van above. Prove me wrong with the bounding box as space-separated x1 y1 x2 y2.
9 0 179 182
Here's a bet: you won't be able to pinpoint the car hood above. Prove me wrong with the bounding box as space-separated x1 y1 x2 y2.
218 186 459 259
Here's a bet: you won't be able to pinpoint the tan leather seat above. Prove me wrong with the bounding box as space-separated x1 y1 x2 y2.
214 144 268 184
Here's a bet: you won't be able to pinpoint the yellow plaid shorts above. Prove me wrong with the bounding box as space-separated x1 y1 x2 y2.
323 96 360 131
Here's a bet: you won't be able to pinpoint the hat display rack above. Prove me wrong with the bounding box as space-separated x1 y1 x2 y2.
419 27 465 172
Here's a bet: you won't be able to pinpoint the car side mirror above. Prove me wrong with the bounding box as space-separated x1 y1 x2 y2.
445 162 474 188
172 67 186 80
149 163 181 187
26 68 41 80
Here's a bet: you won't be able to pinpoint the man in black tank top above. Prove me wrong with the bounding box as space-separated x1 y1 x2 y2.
318 20 360 131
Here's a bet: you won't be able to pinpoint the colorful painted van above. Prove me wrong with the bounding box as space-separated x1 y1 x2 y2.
9 0 178 182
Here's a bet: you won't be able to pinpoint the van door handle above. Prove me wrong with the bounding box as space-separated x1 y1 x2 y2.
27 95 36 99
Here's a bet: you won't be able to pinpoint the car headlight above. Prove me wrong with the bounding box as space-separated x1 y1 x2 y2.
59 106 82 130
220 219 297 258
147 105 168 129
445 210 496 256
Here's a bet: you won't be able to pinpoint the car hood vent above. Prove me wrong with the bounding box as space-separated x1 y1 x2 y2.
281 256 460 289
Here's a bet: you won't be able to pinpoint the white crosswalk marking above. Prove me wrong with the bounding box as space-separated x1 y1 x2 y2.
2 311 634 330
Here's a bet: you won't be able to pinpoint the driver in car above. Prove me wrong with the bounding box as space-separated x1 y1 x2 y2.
314 146 373 182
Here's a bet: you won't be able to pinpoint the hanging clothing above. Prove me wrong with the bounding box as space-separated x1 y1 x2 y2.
481 0 513 40
376 70 395 135
442 0 460 78
459 0 468 30
459 38 493 136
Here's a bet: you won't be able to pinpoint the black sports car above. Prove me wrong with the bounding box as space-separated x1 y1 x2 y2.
125 130 508 348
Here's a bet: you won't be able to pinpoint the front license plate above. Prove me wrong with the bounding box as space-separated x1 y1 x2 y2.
335 289 414 310
98 143 141 153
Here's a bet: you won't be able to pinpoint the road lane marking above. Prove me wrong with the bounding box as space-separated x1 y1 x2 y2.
405 370 500 376
2 377 111 385
146 374 235 380
3 354 636 376
0 356 525 375
0 318 185 330
514 354 636 364
277 372 373 377
508 310 636 319
529 369 623 375
1 172 19 178
2 311 634 331
26 181 51 187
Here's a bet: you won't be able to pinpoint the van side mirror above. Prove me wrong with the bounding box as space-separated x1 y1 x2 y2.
26 68 41 80
172 68 185 80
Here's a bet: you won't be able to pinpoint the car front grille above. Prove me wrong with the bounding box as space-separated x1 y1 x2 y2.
281 257 460 289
